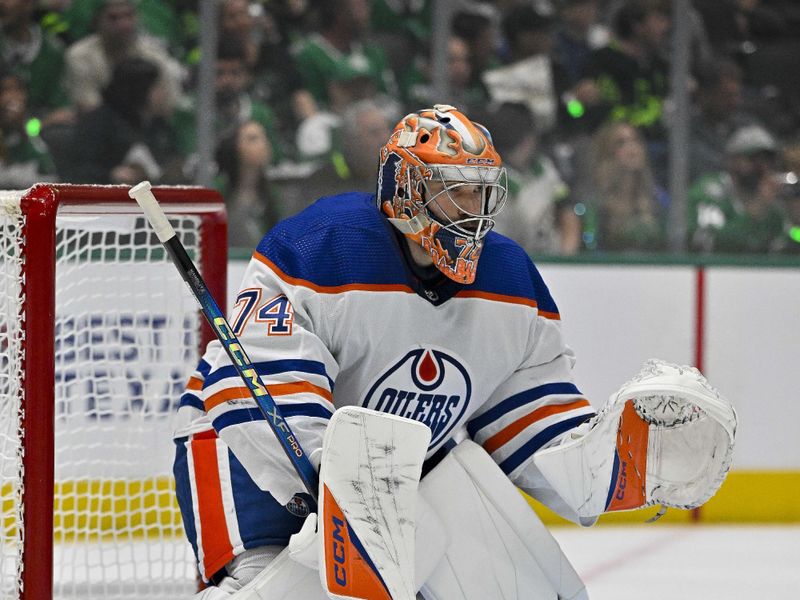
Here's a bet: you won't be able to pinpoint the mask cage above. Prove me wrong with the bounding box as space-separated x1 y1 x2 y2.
418 165 508 241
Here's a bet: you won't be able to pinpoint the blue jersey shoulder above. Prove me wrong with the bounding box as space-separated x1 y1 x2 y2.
255 192 409 287
470 231 560 315
255 194 559 314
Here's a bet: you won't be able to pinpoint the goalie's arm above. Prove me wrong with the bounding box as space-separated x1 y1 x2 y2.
201 251 339 505
466 307 598 524
130 181 319 499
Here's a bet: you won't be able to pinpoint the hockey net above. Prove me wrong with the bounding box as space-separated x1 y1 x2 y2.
0 184 226 599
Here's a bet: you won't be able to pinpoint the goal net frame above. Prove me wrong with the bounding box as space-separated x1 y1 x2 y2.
5 183 226 600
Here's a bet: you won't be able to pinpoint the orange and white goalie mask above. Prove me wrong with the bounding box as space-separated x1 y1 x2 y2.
377 105 508 284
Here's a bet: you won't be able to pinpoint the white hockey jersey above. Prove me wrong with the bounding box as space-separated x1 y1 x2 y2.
176 192 595 517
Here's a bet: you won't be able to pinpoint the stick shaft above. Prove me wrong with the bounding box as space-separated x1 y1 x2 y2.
130 182 319 498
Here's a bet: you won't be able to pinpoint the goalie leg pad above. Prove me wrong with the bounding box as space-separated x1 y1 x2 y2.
413 492 450 590
228 547 329 600
225 503 446 600
286 496 450 592
195 586 235 599
319 406 431 600
419 440 587 600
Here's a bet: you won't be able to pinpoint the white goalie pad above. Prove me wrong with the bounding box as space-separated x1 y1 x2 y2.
228 481 450 600
534 359 738 518
419 439 587 600
226 546 329 600
318 406 431 600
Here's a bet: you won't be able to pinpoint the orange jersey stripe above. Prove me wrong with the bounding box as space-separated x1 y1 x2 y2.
538 310 561 321
204 387 252 412
191 437 234 579
255 252 559 319
268 381 333 404
254 252 415 295
453 289 538 309
186 375 204 391
204 381 333 412
483 398 591 454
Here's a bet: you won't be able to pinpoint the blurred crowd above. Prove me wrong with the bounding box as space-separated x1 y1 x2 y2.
2 0 800 255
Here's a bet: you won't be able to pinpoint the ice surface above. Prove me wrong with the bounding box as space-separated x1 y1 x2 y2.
49 525 800 599
551 525 800 600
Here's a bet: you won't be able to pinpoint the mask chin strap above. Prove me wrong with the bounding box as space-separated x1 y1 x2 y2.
391 175 439 235
388 212 431 235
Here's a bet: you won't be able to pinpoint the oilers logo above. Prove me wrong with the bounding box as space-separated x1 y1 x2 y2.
362 347 472 447
285 494 311 518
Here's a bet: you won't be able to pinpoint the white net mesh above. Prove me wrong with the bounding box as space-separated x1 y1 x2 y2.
0 193 26 599
0 189 213 598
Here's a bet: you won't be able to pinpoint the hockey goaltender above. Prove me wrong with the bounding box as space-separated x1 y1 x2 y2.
144 105 737 599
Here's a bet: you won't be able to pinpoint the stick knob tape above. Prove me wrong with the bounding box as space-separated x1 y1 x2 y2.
128 181 176 243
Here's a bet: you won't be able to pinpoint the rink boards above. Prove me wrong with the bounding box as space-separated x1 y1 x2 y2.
6 259 793 541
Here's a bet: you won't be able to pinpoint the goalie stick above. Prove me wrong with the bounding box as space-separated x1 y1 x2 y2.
132 182 428 599
129 181 318 498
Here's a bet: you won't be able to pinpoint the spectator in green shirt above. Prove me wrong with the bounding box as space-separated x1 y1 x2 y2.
293 31 401 162
0 0 71 123
171 37 284 166
292 0 396 108
63 0 185 114
0 69 57 187
689 124 786 254
55 0 189 57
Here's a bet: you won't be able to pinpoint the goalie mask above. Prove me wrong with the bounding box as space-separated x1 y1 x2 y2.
377 105 508 284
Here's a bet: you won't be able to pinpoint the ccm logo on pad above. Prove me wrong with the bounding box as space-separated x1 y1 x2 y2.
330 514 347 586
323 485 391 599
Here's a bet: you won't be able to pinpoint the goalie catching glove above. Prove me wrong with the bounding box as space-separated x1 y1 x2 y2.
534 359 737 519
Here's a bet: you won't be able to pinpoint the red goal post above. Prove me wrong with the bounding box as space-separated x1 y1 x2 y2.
0 184 226 599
